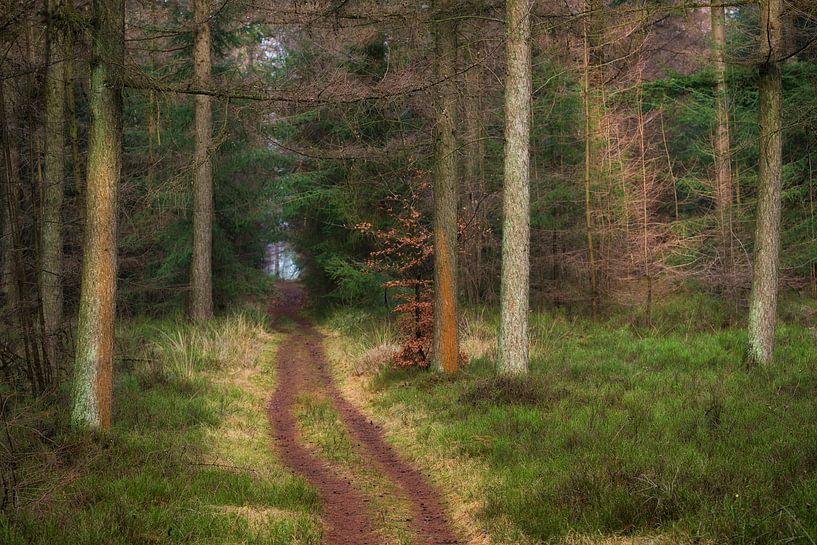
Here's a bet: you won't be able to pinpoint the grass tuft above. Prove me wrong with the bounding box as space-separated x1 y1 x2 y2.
460 375 562 407
1 310 321 545
323 294 817 545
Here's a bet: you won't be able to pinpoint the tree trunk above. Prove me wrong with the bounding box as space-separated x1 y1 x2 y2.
66 0 83 203
461 32 485 305
1 80 20 312
146 0 159 190
659 112 679 221
637 64 652 326
71 0 123 429
712 3 734 284
809 146 816 297
42 0 67 365
582 0 598 316
747 0 783 366
498 0 532 375
190 0 214 321
432 0 459 374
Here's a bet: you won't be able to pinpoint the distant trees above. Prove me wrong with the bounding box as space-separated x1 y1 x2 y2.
1 81 21 332
459 15 488 306
71 0 124 428
42 0 67 365
711 2 734 286
498 0 533 375
748 0 784 366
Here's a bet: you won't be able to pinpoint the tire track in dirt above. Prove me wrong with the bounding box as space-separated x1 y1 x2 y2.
267 282 459 545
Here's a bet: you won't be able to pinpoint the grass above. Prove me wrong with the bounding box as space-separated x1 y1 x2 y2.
321 294 817 545
294 392 415 545
0 310 321 545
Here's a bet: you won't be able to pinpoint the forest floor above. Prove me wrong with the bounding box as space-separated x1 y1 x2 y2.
1 307 323 544
320 294 817 545
3 288 816 545
267 281 459 545
1 284 461 545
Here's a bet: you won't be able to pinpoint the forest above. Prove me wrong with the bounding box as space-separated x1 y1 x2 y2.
1 0 817 543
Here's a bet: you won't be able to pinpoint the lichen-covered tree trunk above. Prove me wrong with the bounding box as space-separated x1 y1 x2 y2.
498 0 532 375
42 0 67 364
71 0 123 429
431 0 459 374
190 0 214 321
712 4 734 280
747 0 783 366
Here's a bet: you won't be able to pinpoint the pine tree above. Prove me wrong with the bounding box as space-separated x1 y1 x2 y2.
190 0 214 321
42 0 67 364
71 0 124 429
498 0 532 375
747 0 784 366
712 3 734 284
431 0 460 374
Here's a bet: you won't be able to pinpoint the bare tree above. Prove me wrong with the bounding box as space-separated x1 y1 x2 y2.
582 0 598 315
66 0 84 203
1 80 20 313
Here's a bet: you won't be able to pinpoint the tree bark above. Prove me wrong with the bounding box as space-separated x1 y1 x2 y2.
809 146 816 297
582 0 598 316
712 3 734 282
747 0 783 366
637 70 652 326
498 0 532 375
432 0 459 374
190 0 214 321
42 0 67 364
66 0 83 203
461 31 486 305
146 0 159 190
70 0 123 429
1 80 20 312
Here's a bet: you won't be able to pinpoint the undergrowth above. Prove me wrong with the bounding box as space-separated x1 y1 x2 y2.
323 293 817 545
0 310 320 545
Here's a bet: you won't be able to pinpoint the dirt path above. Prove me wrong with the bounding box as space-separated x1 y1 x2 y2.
267 283 459 545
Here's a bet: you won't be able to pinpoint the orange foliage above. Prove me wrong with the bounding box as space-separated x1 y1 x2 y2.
356 183 434 367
